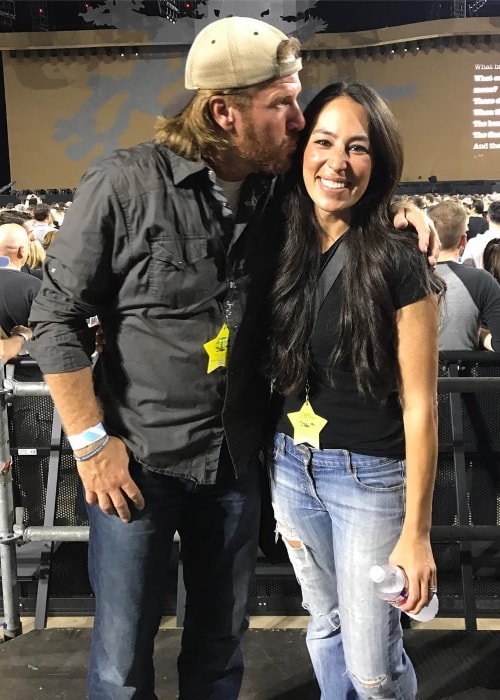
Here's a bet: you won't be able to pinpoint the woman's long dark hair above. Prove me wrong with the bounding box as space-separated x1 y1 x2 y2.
483 238 500 284
267 81 443 402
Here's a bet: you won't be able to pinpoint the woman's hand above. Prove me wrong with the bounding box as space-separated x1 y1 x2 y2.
389 533 437 616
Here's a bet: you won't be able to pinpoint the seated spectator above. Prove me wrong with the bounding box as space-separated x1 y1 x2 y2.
0 208 36 241
25 239 46 279
429 200 500 351
41 228 59 250
483 238 500 285
50 204 67 229
32 203 55 242
0 209 41 275
0 224 41 333
462 200 500 268
466 198 489 239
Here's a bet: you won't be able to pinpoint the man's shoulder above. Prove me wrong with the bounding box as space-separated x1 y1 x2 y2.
78 142 178 200
447 261 500 296
0 268 41 290
92 141 164 174
476 229 500 244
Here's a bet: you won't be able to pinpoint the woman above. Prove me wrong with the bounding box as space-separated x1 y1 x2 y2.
483 238 500 284
25 239 46 279
267 81 444 699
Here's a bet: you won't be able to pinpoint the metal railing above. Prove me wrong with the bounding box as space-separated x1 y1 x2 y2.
2 353 500 638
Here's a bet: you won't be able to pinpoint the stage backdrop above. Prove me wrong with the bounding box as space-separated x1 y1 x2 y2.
1 15 500 189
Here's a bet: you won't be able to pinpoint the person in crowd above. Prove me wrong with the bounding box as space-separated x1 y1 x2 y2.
28 17 438 700
0 224 41 334
429 200 500 351
0 208 36 242
466 197 489 239
32 202 55 242
266 80 443 700
462 200 500 268
41 228 59 250
483 238 500 285
25 239 46 279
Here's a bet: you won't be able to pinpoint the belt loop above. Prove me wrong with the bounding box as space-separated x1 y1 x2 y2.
275 432 286 456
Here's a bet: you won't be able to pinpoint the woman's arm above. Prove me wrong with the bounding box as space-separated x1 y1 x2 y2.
390 294 440 615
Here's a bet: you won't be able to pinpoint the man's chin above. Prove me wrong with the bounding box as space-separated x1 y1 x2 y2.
261 155 293 176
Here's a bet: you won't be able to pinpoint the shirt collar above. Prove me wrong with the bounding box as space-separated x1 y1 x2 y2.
165 145 274 196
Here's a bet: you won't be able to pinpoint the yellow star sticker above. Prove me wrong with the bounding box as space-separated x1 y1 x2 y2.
203 324 230 373
287 400 328 449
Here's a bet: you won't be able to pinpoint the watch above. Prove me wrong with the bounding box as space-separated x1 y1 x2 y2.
11 331 30 343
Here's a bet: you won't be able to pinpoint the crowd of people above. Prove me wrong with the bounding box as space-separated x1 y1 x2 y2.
2 13 500 700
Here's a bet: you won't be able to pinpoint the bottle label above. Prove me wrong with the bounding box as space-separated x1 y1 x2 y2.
387 587 408 608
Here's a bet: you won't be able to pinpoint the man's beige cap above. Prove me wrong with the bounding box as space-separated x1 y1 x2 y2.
185 16 302 90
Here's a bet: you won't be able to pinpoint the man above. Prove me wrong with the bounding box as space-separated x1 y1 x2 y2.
31 202 55 242
462 200 500 268
0 224 41 334
0 208 36 241
429 200 500 351
466 197 488 240
28 17 436 700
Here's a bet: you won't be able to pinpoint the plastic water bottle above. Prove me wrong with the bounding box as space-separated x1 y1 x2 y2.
369 564 439 622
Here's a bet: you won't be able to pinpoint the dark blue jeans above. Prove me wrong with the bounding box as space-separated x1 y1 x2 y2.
86 457 261 700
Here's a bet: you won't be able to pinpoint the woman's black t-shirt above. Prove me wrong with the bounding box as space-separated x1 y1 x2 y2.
276 252 429 457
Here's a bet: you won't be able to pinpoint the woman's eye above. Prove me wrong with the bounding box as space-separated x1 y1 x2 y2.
350 144 369 153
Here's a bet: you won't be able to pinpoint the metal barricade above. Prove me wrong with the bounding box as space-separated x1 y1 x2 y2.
2 352 500 638
0 359 89 640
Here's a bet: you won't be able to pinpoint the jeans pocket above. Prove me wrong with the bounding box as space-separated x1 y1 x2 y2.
348 453 405 492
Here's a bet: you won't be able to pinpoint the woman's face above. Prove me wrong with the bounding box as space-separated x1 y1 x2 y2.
302 95 373 227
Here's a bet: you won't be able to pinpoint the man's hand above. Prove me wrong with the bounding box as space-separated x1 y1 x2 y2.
76 435 145 522
393 203 441 266
0 325 32 363
10 324 32 341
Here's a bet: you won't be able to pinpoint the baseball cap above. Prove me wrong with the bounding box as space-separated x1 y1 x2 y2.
185 16 302 90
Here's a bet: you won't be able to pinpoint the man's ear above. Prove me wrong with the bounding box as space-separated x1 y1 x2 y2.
208 95 238 132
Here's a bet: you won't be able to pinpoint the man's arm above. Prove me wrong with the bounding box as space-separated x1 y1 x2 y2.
44 368 144 522
391 202 440 266
0 325 32 363
1 336 24 363
29 168 144 522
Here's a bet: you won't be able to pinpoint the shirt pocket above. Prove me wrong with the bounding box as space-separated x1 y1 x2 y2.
148 236 211 307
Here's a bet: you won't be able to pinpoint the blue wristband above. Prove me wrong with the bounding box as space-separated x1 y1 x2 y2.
67 422 107 451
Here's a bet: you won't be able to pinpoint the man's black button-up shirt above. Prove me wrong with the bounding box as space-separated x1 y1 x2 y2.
28 142 281 483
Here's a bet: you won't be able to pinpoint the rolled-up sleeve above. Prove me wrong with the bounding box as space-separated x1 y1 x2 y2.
28 166 123 374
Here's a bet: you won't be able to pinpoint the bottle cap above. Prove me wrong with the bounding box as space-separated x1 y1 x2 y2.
369 565 385 583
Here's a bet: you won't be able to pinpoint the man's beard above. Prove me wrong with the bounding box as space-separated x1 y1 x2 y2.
237 122 296 175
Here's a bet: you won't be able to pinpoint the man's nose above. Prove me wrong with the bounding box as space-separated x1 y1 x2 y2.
290 103 306 131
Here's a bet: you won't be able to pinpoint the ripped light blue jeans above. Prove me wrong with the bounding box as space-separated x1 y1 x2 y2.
268 433 417 700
